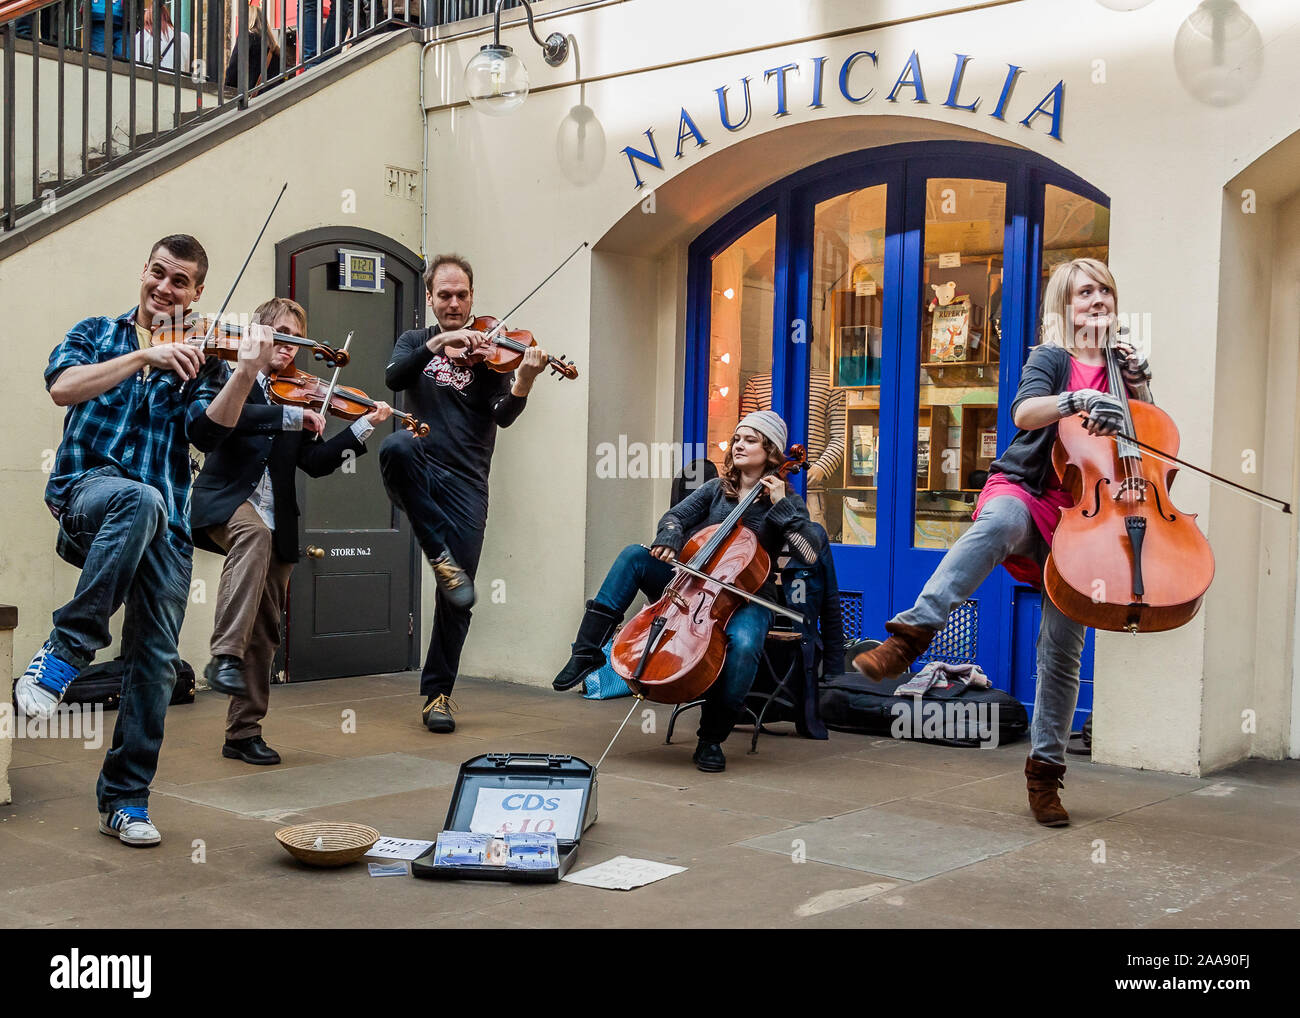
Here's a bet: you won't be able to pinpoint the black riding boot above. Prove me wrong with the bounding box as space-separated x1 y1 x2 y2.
552 600 623 691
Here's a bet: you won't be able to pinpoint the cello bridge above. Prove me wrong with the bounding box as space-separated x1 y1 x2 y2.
1114 476 1148 503
666 589 690 613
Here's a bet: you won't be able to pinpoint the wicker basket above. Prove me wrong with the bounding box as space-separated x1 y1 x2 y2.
275 822 381 867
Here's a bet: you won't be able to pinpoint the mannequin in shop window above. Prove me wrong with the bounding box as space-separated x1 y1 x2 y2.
852 257 1154 828
739 371 846 538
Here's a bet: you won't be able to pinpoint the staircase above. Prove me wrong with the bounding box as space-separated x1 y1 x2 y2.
0 0 518 237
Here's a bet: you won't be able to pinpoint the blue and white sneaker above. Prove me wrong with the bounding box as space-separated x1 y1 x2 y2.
98 806 162 847
14 641 79 720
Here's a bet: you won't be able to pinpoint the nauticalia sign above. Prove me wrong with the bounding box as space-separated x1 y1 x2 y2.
621 49 1065 189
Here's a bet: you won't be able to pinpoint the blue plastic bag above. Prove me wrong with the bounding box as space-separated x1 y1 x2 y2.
582 638 632 700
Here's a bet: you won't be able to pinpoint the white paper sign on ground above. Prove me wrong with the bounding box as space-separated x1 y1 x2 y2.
469 787 584 839
365 837 435 861
562 856 687 891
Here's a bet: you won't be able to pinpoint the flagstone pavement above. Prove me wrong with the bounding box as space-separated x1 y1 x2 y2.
2 673 1297 929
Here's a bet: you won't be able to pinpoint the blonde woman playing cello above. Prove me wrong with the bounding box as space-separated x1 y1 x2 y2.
853 258 1152 826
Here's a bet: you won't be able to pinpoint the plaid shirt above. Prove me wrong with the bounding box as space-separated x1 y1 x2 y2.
44 307 234 544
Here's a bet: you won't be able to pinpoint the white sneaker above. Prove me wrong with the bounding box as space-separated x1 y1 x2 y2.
14 642 80 720
99 807 162 847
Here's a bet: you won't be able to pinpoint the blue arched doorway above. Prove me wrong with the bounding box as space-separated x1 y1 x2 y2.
685 140 1109 719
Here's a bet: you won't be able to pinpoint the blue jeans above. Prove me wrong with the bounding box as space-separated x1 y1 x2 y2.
594 544 771 744
892 495 1086 765
49 469 192 813
301 0 353 66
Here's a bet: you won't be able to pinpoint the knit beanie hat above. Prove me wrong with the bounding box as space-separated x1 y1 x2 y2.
737 410 788 452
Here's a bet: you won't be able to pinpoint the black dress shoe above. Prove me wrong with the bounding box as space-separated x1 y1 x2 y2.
205 655 247 697
692 739 726 773
222 736 281 765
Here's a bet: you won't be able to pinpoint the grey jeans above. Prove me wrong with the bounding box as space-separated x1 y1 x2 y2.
893 495 1086 765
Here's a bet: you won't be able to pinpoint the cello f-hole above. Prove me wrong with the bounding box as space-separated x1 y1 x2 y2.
1149 483 1178 523
691 590 714 626
1082 477 1109 519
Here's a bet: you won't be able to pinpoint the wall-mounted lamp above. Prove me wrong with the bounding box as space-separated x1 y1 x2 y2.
465 0 571 116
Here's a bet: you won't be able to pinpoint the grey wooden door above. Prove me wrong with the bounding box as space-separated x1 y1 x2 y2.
276 229 424 681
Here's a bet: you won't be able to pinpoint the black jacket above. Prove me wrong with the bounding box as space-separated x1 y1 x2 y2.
190 383 367 562
653 477 810 559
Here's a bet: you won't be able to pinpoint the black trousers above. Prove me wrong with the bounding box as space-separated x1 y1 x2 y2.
380 431 489 698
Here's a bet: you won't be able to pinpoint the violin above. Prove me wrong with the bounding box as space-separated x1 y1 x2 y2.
609 446 807 704
151 314 350 369
465 316 578 381
266 367 430 437
1044 346 1214 633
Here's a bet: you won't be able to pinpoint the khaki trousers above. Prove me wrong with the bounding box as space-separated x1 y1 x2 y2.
206 502 294 740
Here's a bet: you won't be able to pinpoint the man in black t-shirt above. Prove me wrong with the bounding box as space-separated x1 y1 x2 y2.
380 254 549 733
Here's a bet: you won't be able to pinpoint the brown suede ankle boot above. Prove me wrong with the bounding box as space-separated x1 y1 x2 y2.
851 621 937 680
1025 756 1070 826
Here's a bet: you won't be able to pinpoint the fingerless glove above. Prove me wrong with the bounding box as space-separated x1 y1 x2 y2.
1058 388 1125 430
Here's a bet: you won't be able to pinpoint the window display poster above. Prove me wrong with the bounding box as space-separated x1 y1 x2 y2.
980 428 998 460
929 303 971 362
917 425 931 480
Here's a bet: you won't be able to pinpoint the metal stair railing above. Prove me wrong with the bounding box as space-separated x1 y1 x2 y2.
1 0 430 231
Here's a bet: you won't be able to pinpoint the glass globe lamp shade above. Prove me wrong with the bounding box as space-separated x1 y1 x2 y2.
1174 0 1263 107
1094 0 1155 10
465 45 530 116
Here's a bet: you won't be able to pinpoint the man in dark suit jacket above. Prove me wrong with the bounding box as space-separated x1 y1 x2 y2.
191 297 391 765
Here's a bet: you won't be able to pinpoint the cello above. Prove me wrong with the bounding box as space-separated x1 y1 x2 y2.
1044 345 1215 633
609 446 807 704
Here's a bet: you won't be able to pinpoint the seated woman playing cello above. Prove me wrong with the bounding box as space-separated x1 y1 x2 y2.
853 257 1153 826
552 411 819 773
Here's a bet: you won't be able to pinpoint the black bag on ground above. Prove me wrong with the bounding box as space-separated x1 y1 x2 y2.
62 658 196 710
821 644 1027 747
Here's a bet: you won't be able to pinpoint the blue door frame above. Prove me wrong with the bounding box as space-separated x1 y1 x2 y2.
685 140 1107 726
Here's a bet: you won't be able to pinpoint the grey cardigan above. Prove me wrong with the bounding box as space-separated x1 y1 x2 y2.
990 344 1150 496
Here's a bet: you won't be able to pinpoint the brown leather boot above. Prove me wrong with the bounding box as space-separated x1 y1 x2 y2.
851 621 937 680
1025 756 1070 826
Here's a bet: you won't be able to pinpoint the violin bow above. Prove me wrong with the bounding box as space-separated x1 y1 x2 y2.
477 241 589 345
635 546 806 623
1085 415 1291 514
201 182 289 348
316 331 354 422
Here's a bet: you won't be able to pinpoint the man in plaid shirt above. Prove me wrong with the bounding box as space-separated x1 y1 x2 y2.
15 234 276 847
